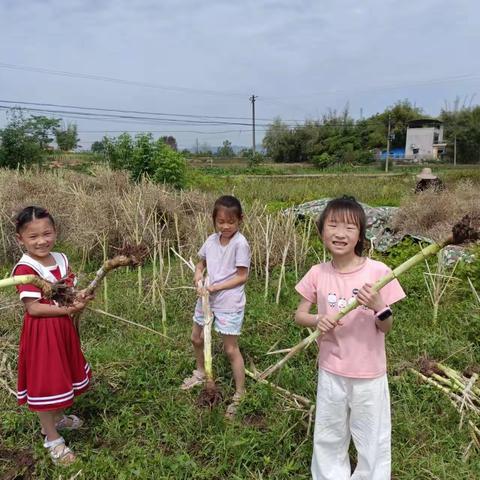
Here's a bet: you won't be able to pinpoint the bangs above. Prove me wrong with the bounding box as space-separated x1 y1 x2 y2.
316 196 367 256
326 207 362 228
215 206 239 220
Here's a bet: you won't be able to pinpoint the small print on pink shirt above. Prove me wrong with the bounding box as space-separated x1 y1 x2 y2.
295 258 406 379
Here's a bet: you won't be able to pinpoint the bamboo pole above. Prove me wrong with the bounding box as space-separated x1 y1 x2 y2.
260 237 452 380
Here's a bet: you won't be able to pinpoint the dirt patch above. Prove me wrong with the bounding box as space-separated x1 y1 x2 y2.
0 447 35 480
197 381 223 408
243 413 268 430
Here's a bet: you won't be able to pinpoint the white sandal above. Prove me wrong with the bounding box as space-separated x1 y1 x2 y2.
41 414 84 435
180 369 205 390
56 414 83 430
225 391 244 419
43 436 76 466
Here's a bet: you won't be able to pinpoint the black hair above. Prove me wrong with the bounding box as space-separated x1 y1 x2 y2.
15 206 55 234
316 196 367 256
212 195 243 224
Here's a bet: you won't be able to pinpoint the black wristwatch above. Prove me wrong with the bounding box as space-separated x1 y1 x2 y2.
375 306 392 321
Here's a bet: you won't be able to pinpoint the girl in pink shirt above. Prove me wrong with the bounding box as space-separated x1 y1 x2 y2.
295 196 406 480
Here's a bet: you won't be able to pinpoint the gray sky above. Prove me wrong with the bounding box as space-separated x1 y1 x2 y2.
0 0 478 150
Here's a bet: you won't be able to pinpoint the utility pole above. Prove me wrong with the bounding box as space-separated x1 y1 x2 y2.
385 114 391 173
250 94 257 153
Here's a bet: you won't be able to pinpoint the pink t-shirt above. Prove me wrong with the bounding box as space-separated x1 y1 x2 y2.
295 258 406 379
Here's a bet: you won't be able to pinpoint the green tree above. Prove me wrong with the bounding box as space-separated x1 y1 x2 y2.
103 133 134 170
21 113 60 150
217 139 234 157
91 140 105 154
0 122 42 168
441 105 480 163
55 123 79 151
161 136 178 151
0 110 59 168
377 99 424 149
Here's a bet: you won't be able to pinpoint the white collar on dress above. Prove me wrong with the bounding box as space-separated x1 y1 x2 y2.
14 252 68 282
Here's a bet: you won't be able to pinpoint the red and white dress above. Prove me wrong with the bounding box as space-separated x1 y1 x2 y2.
13 252 91 412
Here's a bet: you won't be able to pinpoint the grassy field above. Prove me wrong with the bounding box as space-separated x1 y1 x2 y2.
1 168 479 479
190 166 480 209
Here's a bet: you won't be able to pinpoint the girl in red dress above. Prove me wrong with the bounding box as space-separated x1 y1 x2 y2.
13 206 93 465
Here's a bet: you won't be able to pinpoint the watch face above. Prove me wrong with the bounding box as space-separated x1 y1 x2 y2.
377 308 392 321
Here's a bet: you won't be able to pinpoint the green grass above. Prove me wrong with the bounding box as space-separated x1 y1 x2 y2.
1 170 480 478
1 244 479 479
190 168 480 209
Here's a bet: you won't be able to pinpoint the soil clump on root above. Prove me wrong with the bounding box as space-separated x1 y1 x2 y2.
197 381 223 408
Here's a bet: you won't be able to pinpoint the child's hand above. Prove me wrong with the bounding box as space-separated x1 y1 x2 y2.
195 280 205 296
206 284 218 294
356 283 386 312
76 289 95 302
316 314 337 333
68 299 88 314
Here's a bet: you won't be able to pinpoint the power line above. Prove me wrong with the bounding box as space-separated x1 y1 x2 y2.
0 104 261 127
0 99 303 123
0 62 248 99
263 72 480 100
0 102 471 131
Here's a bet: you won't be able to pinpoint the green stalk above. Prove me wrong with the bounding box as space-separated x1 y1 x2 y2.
260 237 451 380
201 285 214 384
0 275 52 296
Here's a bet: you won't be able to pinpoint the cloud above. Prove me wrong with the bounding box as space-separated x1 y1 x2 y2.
0 0 478 147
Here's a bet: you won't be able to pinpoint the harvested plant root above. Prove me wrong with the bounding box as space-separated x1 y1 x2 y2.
197 380 223 408
84 243 150 297
418 356 443 377
50 279 77 306
452 214 480 245
73 243 150 331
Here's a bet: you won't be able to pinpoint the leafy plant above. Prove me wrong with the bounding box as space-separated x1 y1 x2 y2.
0 109 60 168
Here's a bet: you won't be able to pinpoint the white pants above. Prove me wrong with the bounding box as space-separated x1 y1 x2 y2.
311 369 391 480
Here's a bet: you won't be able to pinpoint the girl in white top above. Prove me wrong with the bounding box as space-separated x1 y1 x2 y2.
181 195 251 418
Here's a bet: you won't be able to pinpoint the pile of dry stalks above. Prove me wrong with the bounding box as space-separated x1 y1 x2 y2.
410 358 480 458
0 167 309 277
392 180 480 242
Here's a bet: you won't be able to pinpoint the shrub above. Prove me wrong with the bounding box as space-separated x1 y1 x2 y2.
104 133 187 189
151 140 187 189
312 152 334 168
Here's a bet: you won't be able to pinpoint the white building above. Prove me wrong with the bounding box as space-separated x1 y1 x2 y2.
405 119 447 161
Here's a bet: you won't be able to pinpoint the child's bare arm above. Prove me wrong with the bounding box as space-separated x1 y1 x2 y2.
194 260 206 285
357 282 393 333
295 297 318 328
207 266 248 293
23 297 88 317
295 296 338 332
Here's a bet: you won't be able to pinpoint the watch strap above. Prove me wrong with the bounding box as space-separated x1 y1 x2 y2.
375 306 392 321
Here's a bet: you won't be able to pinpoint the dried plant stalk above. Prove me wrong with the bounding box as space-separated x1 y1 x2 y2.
89 307 171 339
423 253 460 323
245 368 311 408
